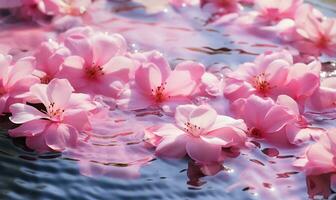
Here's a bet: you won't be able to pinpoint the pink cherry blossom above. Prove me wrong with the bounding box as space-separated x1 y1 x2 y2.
34 39 70 83
276 95 323 145
148 104 247 163
231 95 294 141
308 77 336 112
0 54 39 114
224 50 292 101
254 0 302 23
201 0 242 17
119 52 205 111
281 60 320 107
224 50 321 104
57 31 134 99
294 129 336 196
9 78 96 152
200 72 225 97
294 4 336 56
39 0 92 16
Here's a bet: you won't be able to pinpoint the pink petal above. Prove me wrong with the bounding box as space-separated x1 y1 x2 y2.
286 125 324 145
45 123 78 151
186 138 221 163
242 95 274 127
143 50 171 81
9 119 49 137
276 95 299 115
175 104 197 129
165 70 197 96
117 86 152 110
26 132 51 153
30 83 49 106
265 59 289 87
57 56 87 90
46 79 74 109
135 63 162 94
103 56 133 81
9 103 49 124
175 61 205 81
156 134 188 158
62 109 90 131
5 56 35 88
262 105 294 133
208 115 246 132
0 94 9 114
189 105 217 130
91 33 127 65
153 124 185 137
205 126 246 146
64 34 93 64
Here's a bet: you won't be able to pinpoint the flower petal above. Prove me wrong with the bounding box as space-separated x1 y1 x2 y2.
263 105 294 133
9 120 49 137
91 33 127 65
155 134 188 158
135 63 162 94
26 132 50 153
47 79 74 109
186 138 221 163
9 103 49 124
189 105 217 130
175 104 197 129
45 123 78 151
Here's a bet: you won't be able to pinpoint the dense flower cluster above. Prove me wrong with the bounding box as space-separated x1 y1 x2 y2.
0 24 332 172
0 0 335 197
174 0 336 57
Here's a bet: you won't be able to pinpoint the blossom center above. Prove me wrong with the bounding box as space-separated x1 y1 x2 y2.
40 75 52 84
252 73 273 95
151 82 168 103
47 102 64 118
184 121 203 137
248 127 263 139
0 87 6 96
317 35 330 48
62 0 87 15
85 64 104 80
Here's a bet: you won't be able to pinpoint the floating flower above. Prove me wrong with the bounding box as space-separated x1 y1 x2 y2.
58 31 134 99
34 40 70 84
201 0 241 15
148 104 247 163
224 50 320 105
294 129 336 197
276 95 323 145
294 4 336 56
119 51 205 111
0 54 39 114
254 0 302 23
224 50 292 101
232 95 294 141
9 79 96 152
282 60 320 103
39 0 92 16
308 77 336 112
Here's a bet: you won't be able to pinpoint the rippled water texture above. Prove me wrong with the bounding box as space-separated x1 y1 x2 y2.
0 1 336 200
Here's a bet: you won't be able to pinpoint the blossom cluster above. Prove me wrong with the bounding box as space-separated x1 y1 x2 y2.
174 0 336 57
0 23 334 184
0 0 336 197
